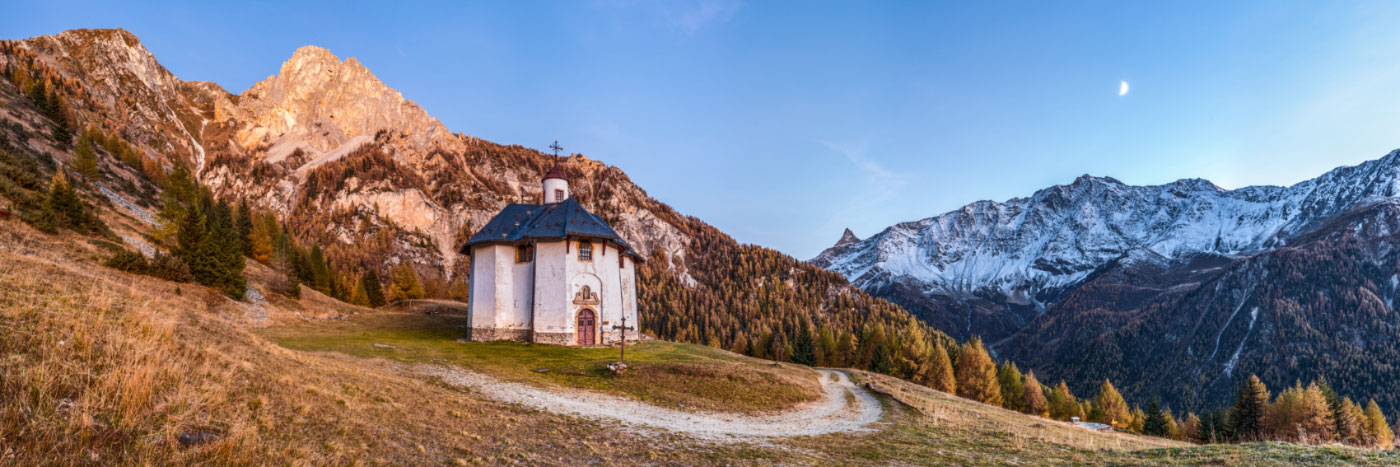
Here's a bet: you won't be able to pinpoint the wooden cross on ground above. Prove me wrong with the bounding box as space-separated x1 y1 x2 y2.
611 315 636 363
549 140 563 157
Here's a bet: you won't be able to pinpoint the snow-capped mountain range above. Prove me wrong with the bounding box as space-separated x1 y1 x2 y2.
814 149 1400 318
814 149 1400 412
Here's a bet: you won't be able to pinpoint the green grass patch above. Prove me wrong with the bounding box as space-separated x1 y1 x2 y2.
256 312 823 414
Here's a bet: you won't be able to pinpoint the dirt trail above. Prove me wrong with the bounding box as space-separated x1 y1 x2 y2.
416 365 883 442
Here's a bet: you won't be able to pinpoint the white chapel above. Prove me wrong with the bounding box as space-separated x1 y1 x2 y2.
460 163 642 346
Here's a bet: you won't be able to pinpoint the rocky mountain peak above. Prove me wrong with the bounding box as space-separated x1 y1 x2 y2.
234 44 451 158
835 228 861 247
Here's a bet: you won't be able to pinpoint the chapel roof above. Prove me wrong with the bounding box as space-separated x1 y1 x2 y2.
542 164 568 181
460 198 642 260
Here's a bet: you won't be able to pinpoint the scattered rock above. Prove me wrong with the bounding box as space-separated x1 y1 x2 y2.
95 182 156 226
118 233 157 258
606 362 628 375
532 368 551 373
177 432 221 447
373 343 396 349
1032 423 1046 429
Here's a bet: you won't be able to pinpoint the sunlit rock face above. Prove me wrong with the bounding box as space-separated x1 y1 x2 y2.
2 28 692 282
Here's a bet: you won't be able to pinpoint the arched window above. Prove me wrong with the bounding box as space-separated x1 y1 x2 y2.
516 244 533 263
578 240 593 261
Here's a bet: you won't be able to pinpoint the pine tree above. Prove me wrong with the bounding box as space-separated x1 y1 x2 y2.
236 199 254 257
996 362 1025 412
1265 380 1333 443
1022 371 1048 417
835 332 856 368
791 321 817 366
1200 409 1229 444
1317 377 1342 437
43 172 95 232
309 244 331 294
361 269 386 308
49 92 71 146
207 200 246 297
954 337 1002 406
1047 380 1077 421
1229 374 1270 441
73 133 97 179
1129 406 1146 433
866 325 891 373
1182 413 1202 442
175 206 212 280
28 80 48 112
447 277 470 302
925 343 956 393
157 162 199 241
387 262 425 302
1164 409 1182 440
815 326 837 367
1337 397 1364 445
1364 399 1394 449
1093 379 1132 428
249 216 276 262
349 276 370 306
1143 398 1170 437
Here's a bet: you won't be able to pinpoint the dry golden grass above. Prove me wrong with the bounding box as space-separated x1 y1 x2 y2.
0 224 769 465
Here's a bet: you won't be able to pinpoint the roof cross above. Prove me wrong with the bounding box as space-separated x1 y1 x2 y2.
549 140 563 157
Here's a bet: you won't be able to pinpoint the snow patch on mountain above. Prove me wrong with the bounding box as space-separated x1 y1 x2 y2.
1223 307 1260 377
813 149 1400 308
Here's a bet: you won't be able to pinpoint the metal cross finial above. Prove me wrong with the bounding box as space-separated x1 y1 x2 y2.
549 140 563 157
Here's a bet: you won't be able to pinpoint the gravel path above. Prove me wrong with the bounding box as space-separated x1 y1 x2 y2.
417 365 884 442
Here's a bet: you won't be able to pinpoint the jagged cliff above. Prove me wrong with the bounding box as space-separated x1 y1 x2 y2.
1 29 692 281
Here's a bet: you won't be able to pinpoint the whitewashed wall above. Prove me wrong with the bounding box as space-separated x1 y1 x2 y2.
468 244 533 333
533 241 570 338
467 245 496 330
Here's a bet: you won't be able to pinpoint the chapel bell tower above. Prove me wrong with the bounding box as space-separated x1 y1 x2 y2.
543 140 569 204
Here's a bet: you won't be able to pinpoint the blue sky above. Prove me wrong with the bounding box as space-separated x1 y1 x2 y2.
8 1 1400 258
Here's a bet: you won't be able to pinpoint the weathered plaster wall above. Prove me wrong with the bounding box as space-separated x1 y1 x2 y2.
533 241 570 338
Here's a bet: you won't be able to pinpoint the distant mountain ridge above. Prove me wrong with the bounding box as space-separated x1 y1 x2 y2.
814 151 1400 340
813 149 1400 412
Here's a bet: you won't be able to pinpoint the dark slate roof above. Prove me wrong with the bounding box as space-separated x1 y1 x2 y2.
461 198 641 260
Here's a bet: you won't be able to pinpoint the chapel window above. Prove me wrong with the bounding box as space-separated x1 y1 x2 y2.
516 244 533 263
578 240 593 261
555 189 566 202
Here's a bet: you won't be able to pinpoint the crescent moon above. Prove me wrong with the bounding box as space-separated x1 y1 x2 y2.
1118 81 1129 96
